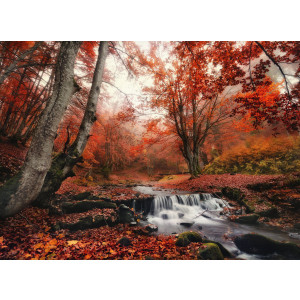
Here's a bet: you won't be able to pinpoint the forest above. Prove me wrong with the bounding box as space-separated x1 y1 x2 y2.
0 41 299 261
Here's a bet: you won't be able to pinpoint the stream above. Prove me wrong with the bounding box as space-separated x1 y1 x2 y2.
133 185 300 259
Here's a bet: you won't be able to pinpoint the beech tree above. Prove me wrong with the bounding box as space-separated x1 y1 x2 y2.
125 42 232 177
0 41 81 218
36 41 109 206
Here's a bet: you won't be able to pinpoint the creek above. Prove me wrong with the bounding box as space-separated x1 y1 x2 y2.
133 185 300 259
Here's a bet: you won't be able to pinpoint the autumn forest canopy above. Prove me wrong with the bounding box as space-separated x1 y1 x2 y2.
0 41 299 261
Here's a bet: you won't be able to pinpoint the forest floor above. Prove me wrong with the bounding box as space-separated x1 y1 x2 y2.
0 140 299 260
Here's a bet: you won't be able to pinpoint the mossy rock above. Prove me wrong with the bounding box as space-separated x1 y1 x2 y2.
62 200 116 214
234 233 300 259
233 214 259 224
221 187 243 201
72 192 92 201
197 243 224 260
203 239 233 258
175 231 202 247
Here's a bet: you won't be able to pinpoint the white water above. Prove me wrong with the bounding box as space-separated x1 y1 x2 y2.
134 186 300 259
147 193 229 234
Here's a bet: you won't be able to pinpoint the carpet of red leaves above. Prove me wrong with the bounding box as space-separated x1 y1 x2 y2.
0 207 202 260
158 174 284 195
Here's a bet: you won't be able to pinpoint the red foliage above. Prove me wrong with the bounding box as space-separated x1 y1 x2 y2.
0 207 201 260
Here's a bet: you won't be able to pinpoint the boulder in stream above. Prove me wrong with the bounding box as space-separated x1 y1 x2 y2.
197 243 224 260
234 233 300 259
232 214 259 224
179 221 195 227
175 231 202 247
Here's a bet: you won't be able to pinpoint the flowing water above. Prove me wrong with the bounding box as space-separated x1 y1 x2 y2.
133 185 300 259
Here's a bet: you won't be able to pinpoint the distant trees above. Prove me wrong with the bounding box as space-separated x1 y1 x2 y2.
0 42 57 143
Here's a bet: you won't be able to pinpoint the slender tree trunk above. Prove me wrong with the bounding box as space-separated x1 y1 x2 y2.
0 42 81 218
35 42 109 206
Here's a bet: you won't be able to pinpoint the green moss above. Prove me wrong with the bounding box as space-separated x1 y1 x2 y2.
175 231 203 247
197 243 224 260
221 187 243 201
203 239 233 258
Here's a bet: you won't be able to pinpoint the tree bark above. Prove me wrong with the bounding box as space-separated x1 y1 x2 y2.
36 42 109 206
0 42 81 218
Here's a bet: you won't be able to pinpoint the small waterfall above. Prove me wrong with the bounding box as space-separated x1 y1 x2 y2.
150 193 226 218
146 193 229 234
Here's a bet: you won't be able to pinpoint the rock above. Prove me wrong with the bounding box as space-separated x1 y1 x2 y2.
145 224 158 233
162 214 168 220
118 237 132 246
203 239 233 258
294 223 300 230
175 231 202 247
232 214 259 224
179 221 195 227
55 215 114 231
87 195 101 200
118 204 135 224
197 243 224 260
257 207 279 218
221 187 243 201
288 233 300 240
234 233 300 259
178 213 185 219
246 182 274 192
221 187 254 213
72 192 92 201
129 221 137 226
62 200 116 214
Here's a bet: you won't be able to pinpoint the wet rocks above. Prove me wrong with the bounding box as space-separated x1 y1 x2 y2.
234 233 300 259
145 224 158 233
221 187 254 213
179 221 195 227
118 204 135 224
162 214 168 220
178 213 184 219
203 239 233 258
175 231 202 247
232 214 259 224
197 243 224 260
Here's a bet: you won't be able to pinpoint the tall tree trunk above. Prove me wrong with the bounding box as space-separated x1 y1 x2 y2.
0 42 81 218
35 42 109 207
